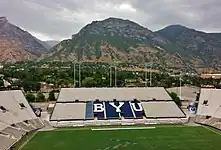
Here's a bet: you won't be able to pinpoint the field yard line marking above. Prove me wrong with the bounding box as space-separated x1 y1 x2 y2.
155 125 188 128
18 131 38 150
91 127 156 131
202 126 221 136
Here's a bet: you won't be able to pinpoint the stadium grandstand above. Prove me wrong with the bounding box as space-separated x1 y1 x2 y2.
195 88 221 130
0 90 44 150
50 87 187 127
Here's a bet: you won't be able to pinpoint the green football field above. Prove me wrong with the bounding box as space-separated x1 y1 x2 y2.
21 125 221 150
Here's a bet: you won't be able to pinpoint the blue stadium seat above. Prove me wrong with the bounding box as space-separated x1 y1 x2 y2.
131 102 143 119
97 112 105 120
93 101 105 120
85 101 94 120
122 101 134 119
105 101 120 119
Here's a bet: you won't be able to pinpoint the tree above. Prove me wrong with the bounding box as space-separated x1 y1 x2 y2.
82 77 97 87
169 92 181 107
48 90 55 101
25 92 36 102
23 80 40 92
0 78 3 87
36 92 45 102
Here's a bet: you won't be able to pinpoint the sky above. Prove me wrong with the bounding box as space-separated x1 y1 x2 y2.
0 0 221 41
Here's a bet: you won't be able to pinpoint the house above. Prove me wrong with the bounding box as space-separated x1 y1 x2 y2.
40 82 54 92
200 74 221 79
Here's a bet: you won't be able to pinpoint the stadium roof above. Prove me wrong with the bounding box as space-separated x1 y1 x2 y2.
197 89 221 118
142 101 185 118
50 103 86 120
57 87 172 102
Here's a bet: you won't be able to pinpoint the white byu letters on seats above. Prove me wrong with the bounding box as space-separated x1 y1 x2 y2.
93 102 143 113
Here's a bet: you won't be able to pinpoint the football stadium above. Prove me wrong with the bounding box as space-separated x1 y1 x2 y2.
0 88 221 150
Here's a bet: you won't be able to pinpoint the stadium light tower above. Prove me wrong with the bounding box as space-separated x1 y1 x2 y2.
79 62 81 87
73 63 76 87
115 62 117 87
145 64 147 87
179 72 182 100
110 63 112 87
150 63 152 87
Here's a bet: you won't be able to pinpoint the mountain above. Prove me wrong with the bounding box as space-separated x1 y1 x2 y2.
0 17 48 62
42 18 187 68
34 38 51 50
44 40 60 47
156 25 221 68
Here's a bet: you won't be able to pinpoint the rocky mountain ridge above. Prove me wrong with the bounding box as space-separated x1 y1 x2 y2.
44 40 60 47
2 16 221 72
156 25 221 68
42 17 187 69
0 17 48 62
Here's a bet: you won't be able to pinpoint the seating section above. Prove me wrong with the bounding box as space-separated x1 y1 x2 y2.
142 101 186 118
0 90 45 150
89 101 145 120
58 87 172 102
93 101 105 120
121 102 134 119
85 102 94 120
51 87 187 127
0 135 16 150
51 100 186 123
50 103 86 121
15 122 35 132
106 102 120 119
29 119 44 129
195 89 221 130
2 127 24 139
0 110 21 125
51 98 187 123
131 102 143 119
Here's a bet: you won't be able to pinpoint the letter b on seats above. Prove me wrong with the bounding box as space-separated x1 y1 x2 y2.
94 104 104 112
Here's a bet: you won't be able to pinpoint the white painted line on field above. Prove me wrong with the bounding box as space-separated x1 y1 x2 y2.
18 131 38 150
202 126 221 136
91 127 156 131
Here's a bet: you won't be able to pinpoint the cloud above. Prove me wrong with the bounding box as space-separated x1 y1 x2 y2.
115 3 137 12
131 0 221 32
0 0 220 40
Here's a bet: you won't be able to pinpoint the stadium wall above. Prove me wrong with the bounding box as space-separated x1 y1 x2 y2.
194 122 221 132
50 118 189 128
